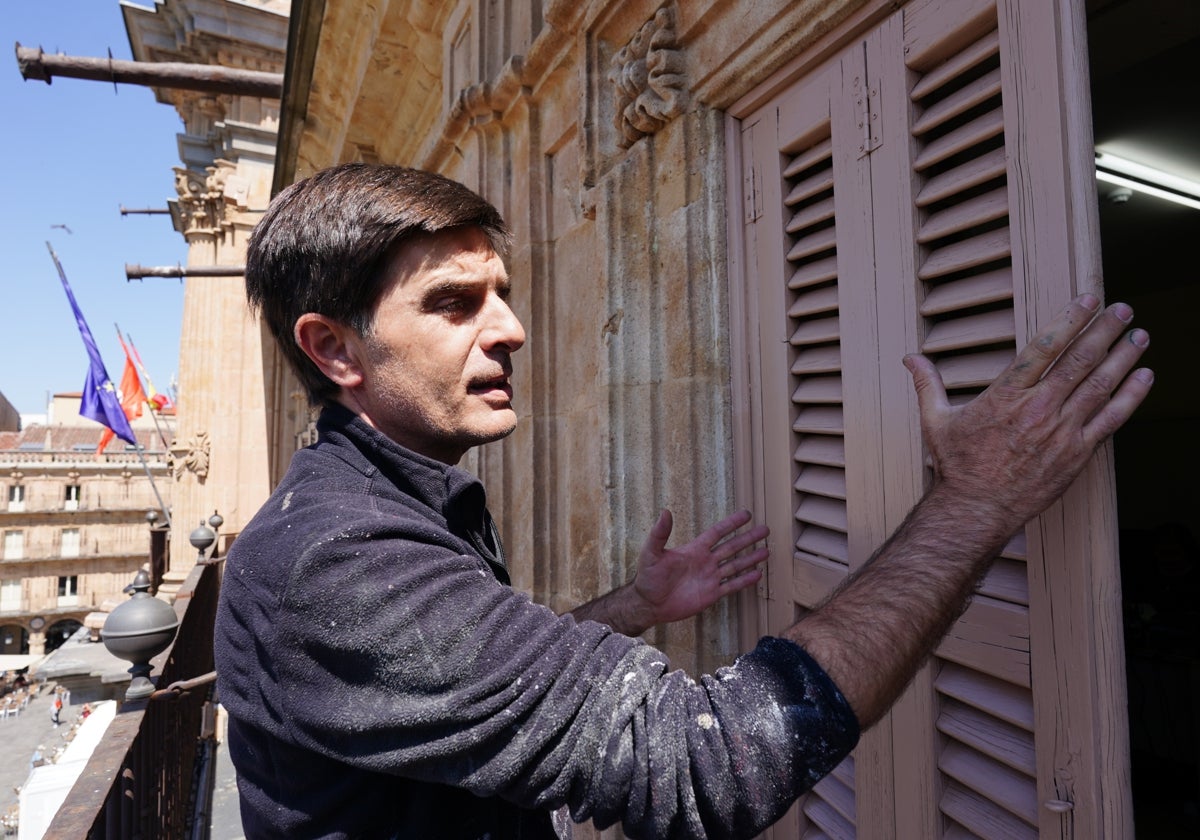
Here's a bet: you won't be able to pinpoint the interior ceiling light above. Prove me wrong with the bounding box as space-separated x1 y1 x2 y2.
1095 152 1200 211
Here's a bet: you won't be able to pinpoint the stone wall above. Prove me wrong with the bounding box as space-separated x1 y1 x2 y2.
281 0 875 675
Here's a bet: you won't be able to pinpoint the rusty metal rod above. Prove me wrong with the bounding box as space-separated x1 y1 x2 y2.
126 263 245 280
149 670 218 701
16 44 283 98
120 206 171 216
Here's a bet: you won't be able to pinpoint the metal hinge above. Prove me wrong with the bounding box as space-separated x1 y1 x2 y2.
743 121 763 223
856 75 882 159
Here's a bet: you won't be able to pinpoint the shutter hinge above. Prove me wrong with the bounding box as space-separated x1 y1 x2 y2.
743 119 763 223
855 75 882 159
744 157 762 223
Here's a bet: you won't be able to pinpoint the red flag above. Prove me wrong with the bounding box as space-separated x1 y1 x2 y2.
97 335 148 454
126 333 172 410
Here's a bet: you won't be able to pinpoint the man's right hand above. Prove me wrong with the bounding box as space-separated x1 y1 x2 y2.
904 293 1153 535
786 293 1153 728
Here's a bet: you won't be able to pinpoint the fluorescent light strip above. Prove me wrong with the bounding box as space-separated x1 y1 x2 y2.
1095 152 1200 210
1095 169 1200 211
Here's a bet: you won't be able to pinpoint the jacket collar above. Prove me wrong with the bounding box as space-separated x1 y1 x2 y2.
314 403 508 580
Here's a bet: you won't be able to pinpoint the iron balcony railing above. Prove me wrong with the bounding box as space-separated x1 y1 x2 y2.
45 560 221 838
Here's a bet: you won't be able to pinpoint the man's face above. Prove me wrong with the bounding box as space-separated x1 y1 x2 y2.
346 226 526 464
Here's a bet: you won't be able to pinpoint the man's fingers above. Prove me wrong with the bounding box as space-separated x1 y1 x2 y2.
715 527 770 562
1081 365 1154 446
717 565 764 597
1040 302 1136 397
1060 324 1150 426
703 509 754 547
904 353 950 434
996 294 1102 389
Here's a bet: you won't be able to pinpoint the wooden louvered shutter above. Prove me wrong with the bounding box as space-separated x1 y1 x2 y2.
732 0 1125 837
896 8 1040 839
737 45 886 840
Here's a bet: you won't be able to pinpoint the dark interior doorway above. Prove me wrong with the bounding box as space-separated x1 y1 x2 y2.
1088 1 1200 836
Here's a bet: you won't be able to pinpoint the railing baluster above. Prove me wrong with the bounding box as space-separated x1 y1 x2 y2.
45 560 221 837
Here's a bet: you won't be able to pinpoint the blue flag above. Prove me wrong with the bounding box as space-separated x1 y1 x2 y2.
47 243 137 447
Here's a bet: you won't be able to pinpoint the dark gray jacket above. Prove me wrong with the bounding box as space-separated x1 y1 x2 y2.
214 405 858 839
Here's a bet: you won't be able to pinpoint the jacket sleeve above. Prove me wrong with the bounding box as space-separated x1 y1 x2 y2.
274 528 859 840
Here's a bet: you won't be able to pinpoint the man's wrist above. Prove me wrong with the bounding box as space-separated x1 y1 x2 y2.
566 582 656 637
919 480 1025 551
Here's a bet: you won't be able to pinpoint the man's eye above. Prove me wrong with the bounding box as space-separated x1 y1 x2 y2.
435 298 466 313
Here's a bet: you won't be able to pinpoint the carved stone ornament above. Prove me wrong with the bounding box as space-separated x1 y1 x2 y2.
173 159 236 235
168 431 211 482
609 5 686 149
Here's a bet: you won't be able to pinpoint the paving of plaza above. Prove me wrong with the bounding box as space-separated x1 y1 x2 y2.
0 688 244 837
0 680 75 828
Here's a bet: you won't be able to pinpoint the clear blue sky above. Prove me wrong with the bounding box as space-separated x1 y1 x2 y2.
2 1 187 418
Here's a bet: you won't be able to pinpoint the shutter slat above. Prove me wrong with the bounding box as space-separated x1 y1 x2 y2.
923 309 1015 354
913 108 1004 172
911 66 1002 137
936 595 1030 688
792 376 844 404
793 406 844 435
789 256 839 289
916 146 1007 207
917 186 1008 244
795 495 848 532
976 558 1029 606
812 772 857 826
1001 530 1026 562
943 825 977 840
789 284 840 317
921 267 1013 316
830 755 855 789
794 464 847 500
936 663 1035 731
940 742 1037 826
938 698 1036 775
783 137 834 178
785 168 836 206
918 227 1011 281
796 525 849 564
910 30 1001 101
802 793 856 840
790 315 841 346
787 195 837 232
933 348 1014 390
787 226 839 261
794 435 846 467
793 551 848 605
791 345 842 375
941 782 1038 840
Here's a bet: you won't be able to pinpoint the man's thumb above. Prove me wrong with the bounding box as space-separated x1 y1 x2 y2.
903 353 950 421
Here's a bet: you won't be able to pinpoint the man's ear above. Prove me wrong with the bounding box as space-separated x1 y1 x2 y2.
294 314 366 390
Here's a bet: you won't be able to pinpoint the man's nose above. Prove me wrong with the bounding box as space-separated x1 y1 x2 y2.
483 295 526 352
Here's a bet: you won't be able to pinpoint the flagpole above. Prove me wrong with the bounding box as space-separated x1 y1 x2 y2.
130 435 172 530
111 330 172 528
118 325 172 450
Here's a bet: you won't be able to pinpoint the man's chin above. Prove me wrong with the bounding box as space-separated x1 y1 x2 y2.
471 412 519 445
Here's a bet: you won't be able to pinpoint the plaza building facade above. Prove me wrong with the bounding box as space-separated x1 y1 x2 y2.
0 393 173 657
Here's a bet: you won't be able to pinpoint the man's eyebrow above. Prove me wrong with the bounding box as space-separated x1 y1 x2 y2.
418 274 512 300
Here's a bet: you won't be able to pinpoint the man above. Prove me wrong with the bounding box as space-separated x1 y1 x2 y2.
215 163 1152 839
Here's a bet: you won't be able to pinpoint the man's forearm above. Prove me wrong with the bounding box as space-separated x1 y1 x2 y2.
566 585 654 637
785 483 1018 729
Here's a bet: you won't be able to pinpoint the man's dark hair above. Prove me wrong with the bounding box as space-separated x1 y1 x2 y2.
246 163 512 404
